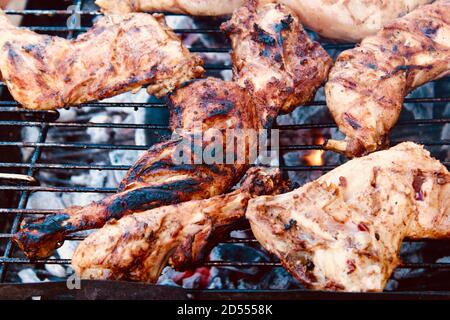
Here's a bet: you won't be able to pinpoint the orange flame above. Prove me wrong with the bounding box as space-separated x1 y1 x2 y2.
304 136 325 166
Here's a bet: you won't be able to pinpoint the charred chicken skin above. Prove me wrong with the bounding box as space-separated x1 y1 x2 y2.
14 0 330 259
72 167 287 283
325 0 450 158
96 0 432 42
222 1 333 115
14 78 255 259
0 12 204 110
247 142 450 292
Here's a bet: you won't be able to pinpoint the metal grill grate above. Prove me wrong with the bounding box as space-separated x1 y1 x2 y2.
0 0 449 299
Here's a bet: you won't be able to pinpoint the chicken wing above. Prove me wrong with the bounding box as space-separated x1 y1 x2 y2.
14 1 330 259
325 0 450 158
0 12 204 110
96 0 432 42
247 142 450 292
72 167 287 282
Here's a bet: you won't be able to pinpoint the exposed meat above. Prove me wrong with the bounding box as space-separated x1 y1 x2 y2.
325 0 450 158
72 167 287 282
96 0 432 42
0 12 204 110
246 142 450 292
14 1 330 259
222 0 333 115
96 0 245 16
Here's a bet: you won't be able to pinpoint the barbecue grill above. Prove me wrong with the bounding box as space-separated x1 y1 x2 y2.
0 0 449 300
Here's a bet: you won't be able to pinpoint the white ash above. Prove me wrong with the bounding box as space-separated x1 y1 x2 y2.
27 192 65 211
20 126 40 160
20 89 152 283
57 241 81 260
45 260 67 278
436 256 450 263
229 230 250 239
58 108 78 122
207 275 224 289
18 268 42 283
165 16 196 30
87 114 116 144
157 278 180 288
182 272 204 289
157 266 183 287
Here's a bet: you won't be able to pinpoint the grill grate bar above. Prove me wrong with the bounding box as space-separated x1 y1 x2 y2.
1 162 450 191
0 257 448 270
0 163 338 172
0 1 83 283
0 95 448 107
0 232 447 245
19 26 226 34
0 162 449 189
1 118 448 130
0 140 448 152
0 125 49 282
0 186 116 193
3 9 102 16
276 118 450 130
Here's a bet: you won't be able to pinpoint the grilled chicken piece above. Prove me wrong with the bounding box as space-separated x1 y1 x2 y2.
72 167 287 282
96 0 245 16
222 1 332 115
96 0 432 42
0 12 204 110
247 142 450 292
14 1 330 259
14 78 255 259
325 0 450 158
279 0 433 42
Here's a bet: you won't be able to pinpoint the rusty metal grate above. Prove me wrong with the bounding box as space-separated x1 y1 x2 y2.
0 0 449 299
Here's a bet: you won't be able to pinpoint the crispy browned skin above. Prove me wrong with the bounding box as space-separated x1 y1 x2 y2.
72 167 287 282
0 12 204 110
247 142 450 292
14 1 330 259
14 78 255 259
96 0 432 42
222 1 332 116
325 0 450 158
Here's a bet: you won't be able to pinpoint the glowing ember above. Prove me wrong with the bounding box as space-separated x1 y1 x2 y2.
304 136 325 166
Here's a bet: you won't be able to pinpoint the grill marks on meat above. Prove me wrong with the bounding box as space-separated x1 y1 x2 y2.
325 0 450 158
0 12 204 110
14 79 255 259
246 142 450 292
222 1 332 117
72 167 287 283
14 1 330 260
